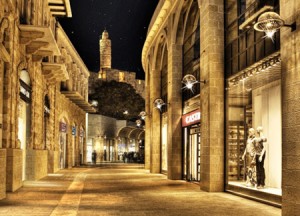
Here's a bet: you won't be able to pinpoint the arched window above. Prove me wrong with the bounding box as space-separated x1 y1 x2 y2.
44 95 50 149
182 1 200 102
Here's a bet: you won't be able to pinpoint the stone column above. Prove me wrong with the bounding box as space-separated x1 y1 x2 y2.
150 68 161 173
167 43 183 179
199 0 225 192
0 149 6 200
145 68 151 169
281 1 300 215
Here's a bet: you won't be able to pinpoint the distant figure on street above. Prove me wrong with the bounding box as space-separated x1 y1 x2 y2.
123 152 127 163
92 150 97 164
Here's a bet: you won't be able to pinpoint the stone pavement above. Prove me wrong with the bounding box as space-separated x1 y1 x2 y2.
0 163 281 216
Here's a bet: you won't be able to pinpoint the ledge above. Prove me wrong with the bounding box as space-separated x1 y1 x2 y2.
19 25 61 61
42 62 69 84
61 91 96 113
48 0 72 17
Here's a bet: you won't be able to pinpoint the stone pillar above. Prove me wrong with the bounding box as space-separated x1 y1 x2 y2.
199 0 225 192
167 43 183 179
281 1 300 215
6 148 22 192
145 68 151 169
150 69 161 173
0 149 6 199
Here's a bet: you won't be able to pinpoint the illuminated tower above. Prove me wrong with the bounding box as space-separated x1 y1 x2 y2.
99 30 112 69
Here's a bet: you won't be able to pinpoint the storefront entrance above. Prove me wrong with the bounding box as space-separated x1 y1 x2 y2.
182 110 201 182
184 125 200 181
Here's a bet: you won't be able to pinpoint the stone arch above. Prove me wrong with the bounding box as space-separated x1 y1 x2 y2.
58 111 70 125
152 29 168 71
171 0 186 45
173 0 200 46
117 126 137 138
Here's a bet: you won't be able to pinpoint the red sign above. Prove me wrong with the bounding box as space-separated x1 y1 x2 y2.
182 110 201 127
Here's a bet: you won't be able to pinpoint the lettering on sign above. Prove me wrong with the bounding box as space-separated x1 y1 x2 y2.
182 110 201 127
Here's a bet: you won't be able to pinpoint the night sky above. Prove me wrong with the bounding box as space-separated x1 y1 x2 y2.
58 0 159 80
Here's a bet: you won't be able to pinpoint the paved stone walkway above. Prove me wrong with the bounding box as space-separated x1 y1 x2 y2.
0 163 281 216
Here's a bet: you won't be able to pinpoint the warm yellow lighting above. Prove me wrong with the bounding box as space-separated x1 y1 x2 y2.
254 11 296 40
154 98 165 111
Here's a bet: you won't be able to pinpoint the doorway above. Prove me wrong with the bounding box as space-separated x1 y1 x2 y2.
184 124 201 181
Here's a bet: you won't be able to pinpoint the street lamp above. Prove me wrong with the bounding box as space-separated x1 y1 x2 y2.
182 74 206 93
254 11 296 39
136 119 142 127
139 111 147 120
153 98 165 111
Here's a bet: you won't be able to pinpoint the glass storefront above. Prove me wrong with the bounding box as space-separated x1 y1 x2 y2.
182 110 201 182
226 56 282 201
161 115 168 172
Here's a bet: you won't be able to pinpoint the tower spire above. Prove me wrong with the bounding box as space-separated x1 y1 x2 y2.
99 30 111 69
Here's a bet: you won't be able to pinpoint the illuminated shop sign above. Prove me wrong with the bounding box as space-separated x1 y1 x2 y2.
59 122 67 132
182 110 201 127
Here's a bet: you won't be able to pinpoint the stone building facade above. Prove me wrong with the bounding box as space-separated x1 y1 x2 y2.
89 30 145 99
0 0 94 200
143 0 300 215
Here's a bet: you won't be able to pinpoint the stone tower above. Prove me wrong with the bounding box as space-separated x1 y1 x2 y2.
99 30 112 69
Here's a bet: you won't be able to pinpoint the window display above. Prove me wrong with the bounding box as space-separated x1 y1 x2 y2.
242 128 255 186
226 59 282 200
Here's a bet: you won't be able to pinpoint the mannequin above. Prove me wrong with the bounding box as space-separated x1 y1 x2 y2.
254 126 267 189
242 128 256 186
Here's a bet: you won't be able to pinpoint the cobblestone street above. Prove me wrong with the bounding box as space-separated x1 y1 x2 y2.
0 163 281 216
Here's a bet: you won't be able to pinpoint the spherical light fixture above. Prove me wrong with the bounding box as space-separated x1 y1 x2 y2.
136 119 142 127
139 111 147 120
254 11 296 39
153 98 165 110
182 74 198 90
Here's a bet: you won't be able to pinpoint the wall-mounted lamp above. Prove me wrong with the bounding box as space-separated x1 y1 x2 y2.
182 74 206 93
139 111 147 120
136 119 142 127
123 110 129 115
91 100 98 107
153 98 165 111
254 11 296 40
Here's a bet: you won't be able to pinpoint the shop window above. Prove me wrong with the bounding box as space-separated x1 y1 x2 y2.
225 0 280 77
161 43 168 113
226 58 282 203
182 7 200 102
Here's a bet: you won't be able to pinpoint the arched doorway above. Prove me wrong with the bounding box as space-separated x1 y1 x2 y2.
71 123 76 167
18 69 32 181
59 119 68 169
44 95 50 150
79 126 85 165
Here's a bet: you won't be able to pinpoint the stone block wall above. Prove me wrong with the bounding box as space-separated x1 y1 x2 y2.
26 149 48 181
6 149 22 192
281 0 300 215
200 0 225 192
48 150 60 173
0 149 6 199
